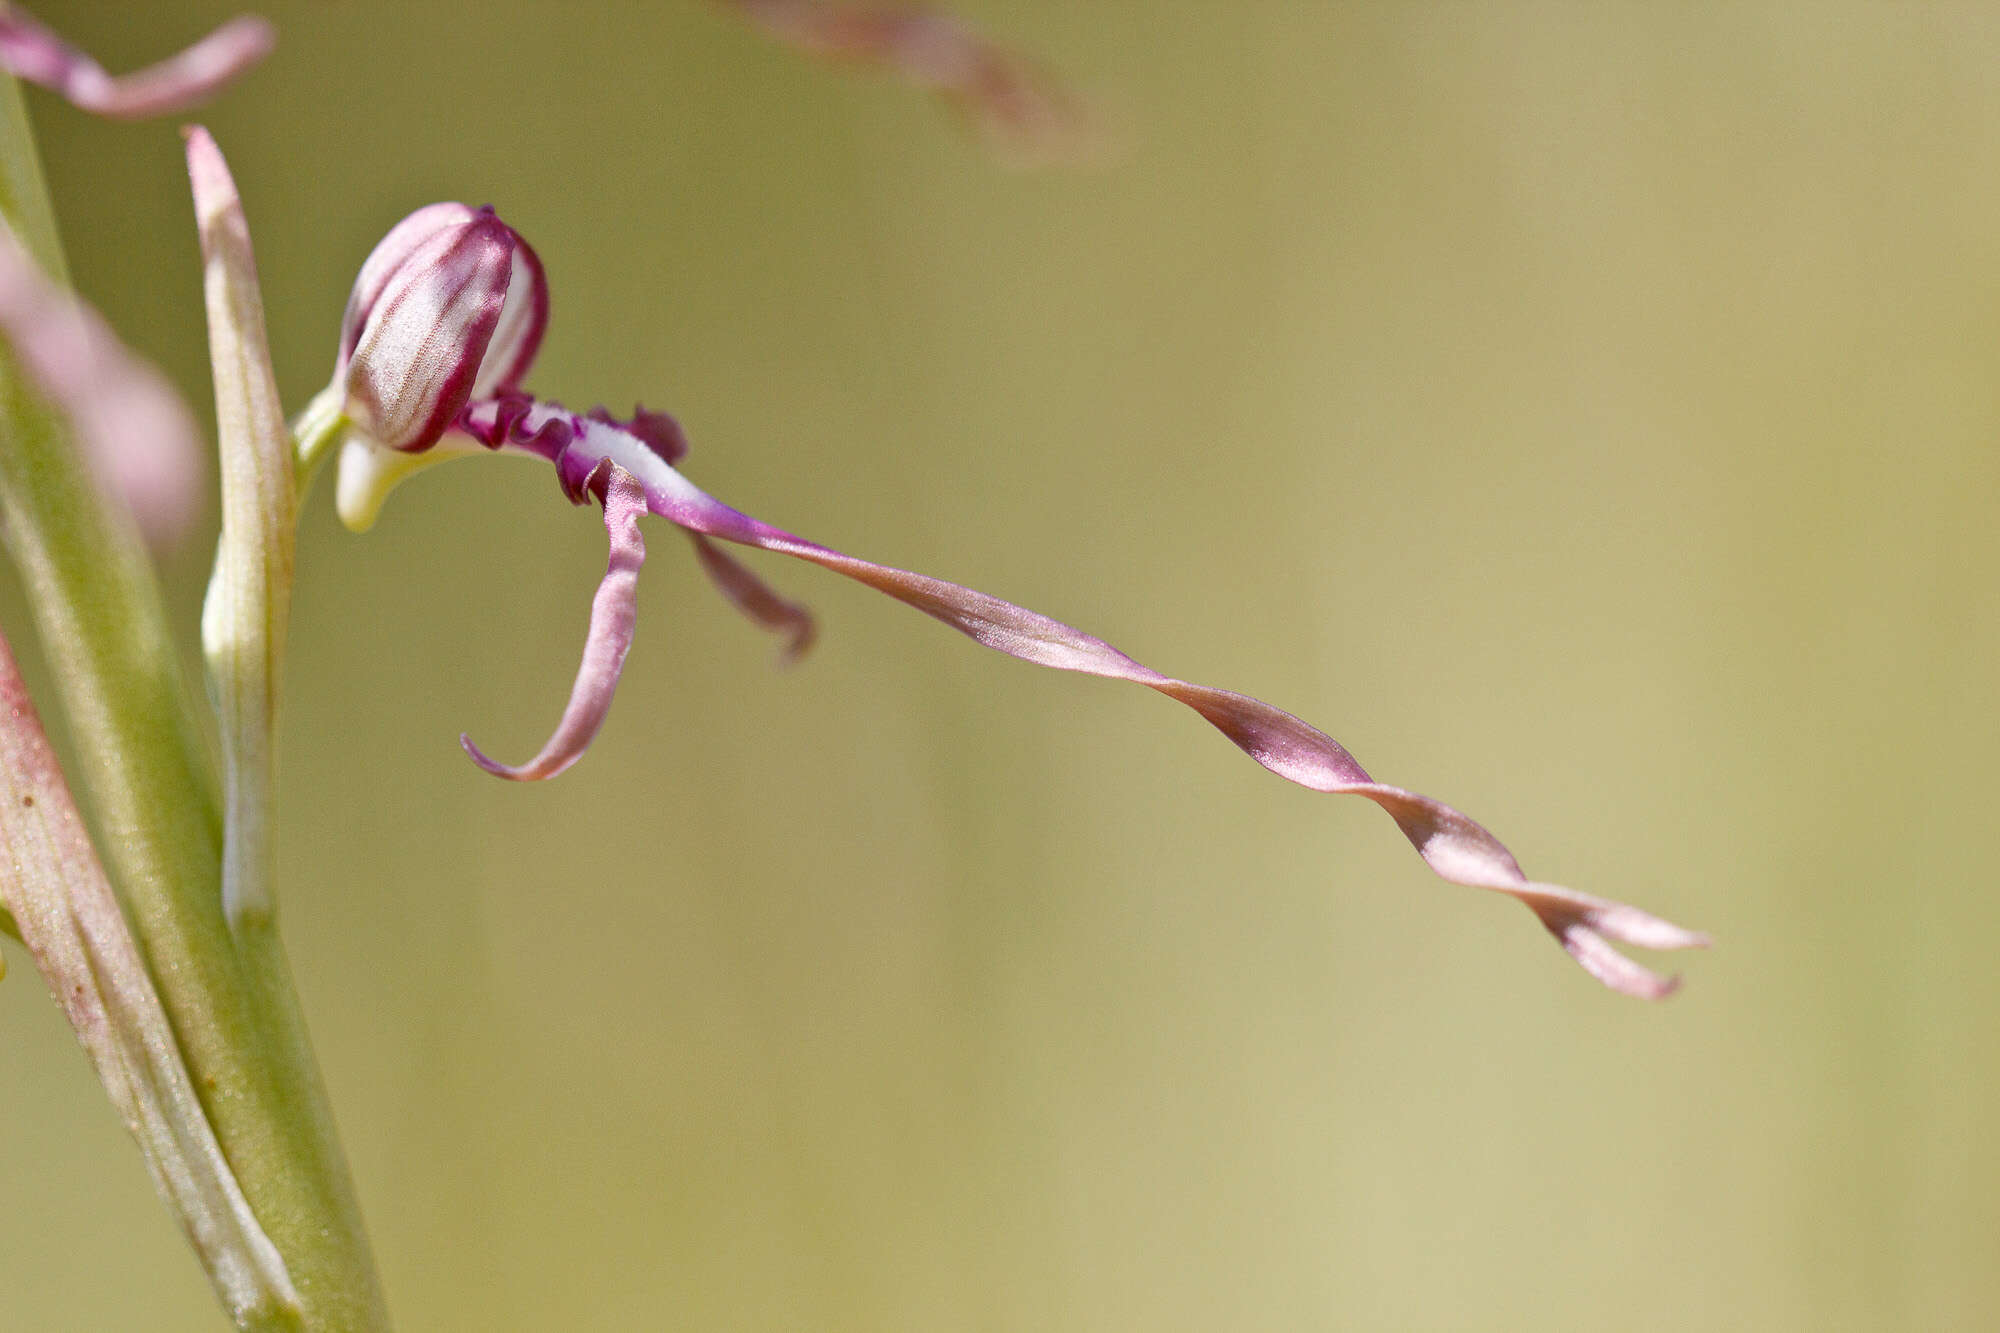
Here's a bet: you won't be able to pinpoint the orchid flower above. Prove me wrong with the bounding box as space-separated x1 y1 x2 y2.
323 204 1707 1000
0 6 273 119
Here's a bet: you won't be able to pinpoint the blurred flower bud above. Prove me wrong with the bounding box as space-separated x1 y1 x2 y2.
0 220 205 550
337 204 546 452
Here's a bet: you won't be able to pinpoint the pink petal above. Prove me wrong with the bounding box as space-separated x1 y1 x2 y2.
461 465 648 781
343 213 518 453
722 1 1086 162
613 435 1707 998
690 533 816 664
337 203 483 375
0 10 273 120
473 231 549 398
338 205 548 401
0 223 203 549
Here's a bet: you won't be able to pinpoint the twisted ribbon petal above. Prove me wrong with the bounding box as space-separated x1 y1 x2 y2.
650 468 1709 998
452 398 1707 997
462 464 649 781
0 8 273 119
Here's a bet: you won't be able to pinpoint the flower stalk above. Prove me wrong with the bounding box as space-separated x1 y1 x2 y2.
0 75 387 1332
0 626 301 1329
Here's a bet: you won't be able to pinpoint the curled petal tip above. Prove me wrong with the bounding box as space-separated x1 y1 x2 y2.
778 622 817 667
461 467 649 783
1531 895 1709 1000
459 731 574 782
1617 918 1712 954
0 9 274 120
1557 926 1685 1002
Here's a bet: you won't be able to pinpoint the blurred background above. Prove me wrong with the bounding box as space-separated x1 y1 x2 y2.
4 1 1997 1328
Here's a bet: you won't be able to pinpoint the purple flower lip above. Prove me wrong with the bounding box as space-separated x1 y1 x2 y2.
338 206 547 454
0 9 274 120
334 206 1709 1000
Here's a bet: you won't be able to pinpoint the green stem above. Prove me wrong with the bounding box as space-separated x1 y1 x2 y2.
293 384 349 493
0 83 387 1331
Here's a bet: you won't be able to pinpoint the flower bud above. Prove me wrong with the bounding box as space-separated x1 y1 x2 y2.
337 204 547 452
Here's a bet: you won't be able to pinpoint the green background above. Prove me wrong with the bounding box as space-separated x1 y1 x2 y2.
5 2 1997 1328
